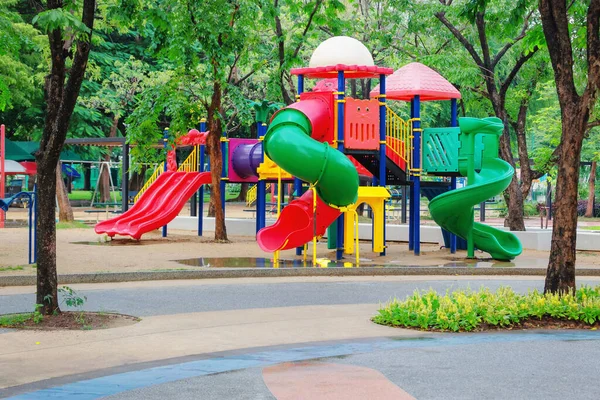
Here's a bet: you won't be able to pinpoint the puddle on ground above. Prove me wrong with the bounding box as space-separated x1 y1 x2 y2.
175 257 519 269
71 238 172 246
176 257 373 268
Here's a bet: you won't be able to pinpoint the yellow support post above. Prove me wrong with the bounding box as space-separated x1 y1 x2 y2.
273 167 283 267
343 187 391 255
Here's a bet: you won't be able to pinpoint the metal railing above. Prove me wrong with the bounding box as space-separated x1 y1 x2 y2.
386 107 412 173
177 146 198 173
246 183 271 207
133 147 199 203
133 162 164 203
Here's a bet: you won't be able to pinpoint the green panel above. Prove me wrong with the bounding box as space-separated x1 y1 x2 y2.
327 220 337 249
422 127 461 173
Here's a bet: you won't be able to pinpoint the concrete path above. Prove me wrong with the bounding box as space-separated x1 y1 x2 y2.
2 276 600 399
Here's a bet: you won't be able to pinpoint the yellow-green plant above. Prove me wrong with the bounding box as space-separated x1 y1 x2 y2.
374 286 600 332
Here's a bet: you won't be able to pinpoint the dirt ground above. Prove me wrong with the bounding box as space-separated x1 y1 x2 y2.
2 219 600 276
1 203 599 276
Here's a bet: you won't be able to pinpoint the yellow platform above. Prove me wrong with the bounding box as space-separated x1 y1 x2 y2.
344 186 390 254
257 155 293 180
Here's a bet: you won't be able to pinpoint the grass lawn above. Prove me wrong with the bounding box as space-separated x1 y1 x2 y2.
56 221 90 229
68 191 122 202
580 217 600 222
582 226 600 231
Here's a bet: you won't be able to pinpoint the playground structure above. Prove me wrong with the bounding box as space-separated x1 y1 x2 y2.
94 36 522 263
0 124 37 264
253 36 522 262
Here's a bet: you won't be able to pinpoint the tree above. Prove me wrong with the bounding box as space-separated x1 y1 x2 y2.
433 0 542 231
265 0 345 104
540 0 600 293
0 0 45 121
33 0 96 315
83 56 150 202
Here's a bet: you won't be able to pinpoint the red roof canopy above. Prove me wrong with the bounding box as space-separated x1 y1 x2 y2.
19 161 37 175
370 62 461 102
291 64 393 79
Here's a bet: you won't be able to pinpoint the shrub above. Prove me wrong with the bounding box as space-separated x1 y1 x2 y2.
577 200 600 217
373 286 600 332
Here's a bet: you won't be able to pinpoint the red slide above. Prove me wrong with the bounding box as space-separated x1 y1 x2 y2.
257 190 341 252
95 171 211 240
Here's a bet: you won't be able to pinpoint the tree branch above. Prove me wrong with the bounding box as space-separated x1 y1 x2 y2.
585 0 600 95
435 11 485 68
587 119 600 130
491 10 534 68
292 0 323 58
475 12 492 70
499 46 539 99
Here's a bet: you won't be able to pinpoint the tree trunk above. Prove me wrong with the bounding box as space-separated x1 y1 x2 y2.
206 80 227 241
540 0 600 293
36 0 96 315
498 121 526 230
585 160 596 218
36 158 60 314
99 116 118 202
207 188 215 217
544 109 586 293
83 164 91 191
56 162 74 222
234 182 249 202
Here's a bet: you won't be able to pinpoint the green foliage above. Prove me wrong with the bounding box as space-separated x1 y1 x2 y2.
0 265 24 271
32 8 91 35
0 312 33 327
33 303 44 324
374 286 600 332
59 286 87 309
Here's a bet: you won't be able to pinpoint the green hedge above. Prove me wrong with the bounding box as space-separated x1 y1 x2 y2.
374 286 600 332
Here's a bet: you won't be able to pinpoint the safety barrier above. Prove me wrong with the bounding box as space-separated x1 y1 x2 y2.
246 182 271 206
385 107 412 173
133 147 199 203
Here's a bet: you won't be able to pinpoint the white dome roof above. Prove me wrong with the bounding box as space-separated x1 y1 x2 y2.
309 36 374 68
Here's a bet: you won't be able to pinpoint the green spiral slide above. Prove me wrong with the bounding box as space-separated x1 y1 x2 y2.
428 117 522 261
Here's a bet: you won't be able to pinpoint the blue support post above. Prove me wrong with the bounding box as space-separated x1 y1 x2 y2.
198 119 207 236
257 122 267 233
296 74 305 256
412 97 421 255
162 128 169 238
335 71 345 261
378 74 387 256
449 99 458 253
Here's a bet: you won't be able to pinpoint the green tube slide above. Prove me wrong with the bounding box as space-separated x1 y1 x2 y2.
263 105 358 207
428 118 522 261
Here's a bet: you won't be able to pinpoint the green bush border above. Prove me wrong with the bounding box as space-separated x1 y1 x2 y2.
373 286 600 332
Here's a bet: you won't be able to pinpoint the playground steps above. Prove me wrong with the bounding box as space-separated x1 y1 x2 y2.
346 150 409 185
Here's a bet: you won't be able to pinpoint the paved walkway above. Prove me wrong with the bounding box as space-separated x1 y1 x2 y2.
2 276 600 399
